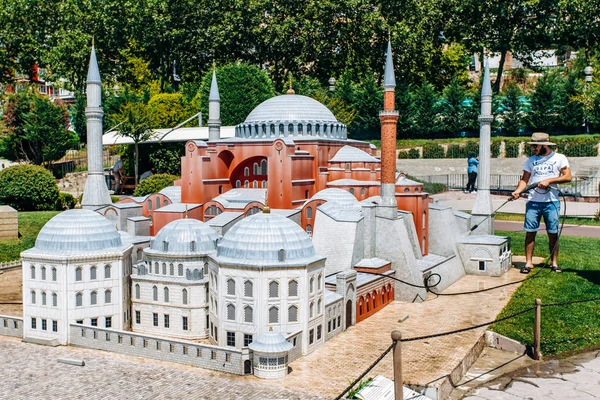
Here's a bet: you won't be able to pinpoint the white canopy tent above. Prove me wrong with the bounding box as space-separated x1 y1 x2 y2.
102 126 236 146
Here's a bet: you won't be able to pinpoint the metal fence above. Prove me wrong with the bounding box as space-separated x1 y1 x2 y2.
414 174 600 197
50 146 120 177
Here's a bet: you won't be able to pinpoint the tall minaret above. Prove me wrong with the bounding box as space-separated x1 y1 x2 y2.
471 61 494 234
208 69 221 141
379 41 400 216
81 44 112 210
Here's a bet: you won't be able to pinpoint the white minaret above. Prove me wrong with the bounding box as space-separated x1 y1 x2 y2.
208 70 221 141
81 44 112 210
471 61 494 234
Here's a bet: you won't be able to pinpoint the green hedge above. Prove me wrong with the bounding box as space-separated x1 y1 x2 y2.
133 174 179 197
0 164 59 211
398 148 420 159
406 174 447 194
555 137 598 157
422 142 445 159
504 141 521 158
491 140 502 158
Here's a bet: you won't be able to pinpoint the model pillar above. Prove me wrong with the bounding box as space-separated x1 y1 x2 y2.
208 70 221 141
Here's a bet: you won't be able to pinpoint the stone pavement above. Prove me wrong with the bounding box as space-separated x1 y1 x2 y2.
0 264 530 400
462 349 600 400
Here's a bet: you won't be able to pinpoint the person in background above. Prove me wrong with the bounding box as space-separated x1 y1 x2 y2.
140 167 155 181
112 155 127 195
466 151 479 193
511 132 572 274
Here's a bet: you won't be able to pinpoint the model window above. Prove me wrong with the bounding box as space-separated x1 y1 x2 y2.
361 188 366 195
227 304 235 321
182 289 188 305
203 262 209 276
310 302 314 318
349 188 355 195
278 249 285 262
236 180 241 188
261 160 267 174
317 325 322 340
90 266 97 280
227 279 235 295
288 280 298 297
244 180 249 188
269 281 279 298
31 317 36 329
182 316 188 331
227 331 235 347
288 305 298 322
41 291 47 305
75 292 82 307
30 265 35 279
318 274 322 289
306 206 312 219
152 286 158 301
244 306 253 323
244 280 253 297
52 293 57 307
253 163 258 175
153 313 158 326
90 291 97 305
104 265 111 279
75 267 82 281
162 263 167 275
163 241 168 252
105 316 112 328
244 166 249 177
135 284 140 299
41 266 46 280
317 299 322 314
306 224 312 236
164 287 169 303
244 334 253 347
309 277 314 293
135 311 141 324
269 306 279 323
164 314 170 328
169 264 174 275
178 264 183 276
51 267 57 281
105 290 112 304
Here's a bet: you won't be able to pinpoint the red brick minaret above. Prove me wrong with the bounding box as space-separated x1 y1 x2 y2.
380 41 399 209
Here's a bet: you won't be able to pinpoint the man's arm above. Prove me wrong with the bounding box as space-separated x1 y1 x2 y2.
511 171 531 200
538 166 572 189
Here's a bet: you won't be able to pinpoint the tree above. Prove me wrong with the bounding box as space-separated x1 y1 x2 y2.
439 78 470 134
529 72 561 132
0 88 77 164
499 82 526 135
555 0 600 61
147 93 190 128
113 102 152 184
409 82 440 137
199 63 275 126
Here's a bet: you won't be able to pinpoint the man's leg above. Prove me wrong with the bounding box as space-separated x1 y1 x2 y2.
544 201 561 270
523 202 542 272
113 173 121 194
548 233 559 267
525 231 536 268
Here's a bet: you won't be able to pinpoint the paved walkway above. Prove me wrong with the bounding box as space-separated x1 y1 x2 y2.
462 349 600 399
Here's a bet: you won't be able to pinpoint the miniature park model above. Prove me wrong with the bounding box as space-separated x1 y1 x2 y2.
15 41 512 379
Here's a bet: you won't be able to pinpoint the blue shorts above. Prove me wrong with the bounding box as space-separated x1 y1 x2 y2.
524 201 560 234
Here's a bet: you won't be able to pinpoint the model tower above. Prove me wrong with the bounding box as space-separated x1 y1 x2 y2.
379 41 400 215
81 44 112 209
208 69 221 141
471 61 494 234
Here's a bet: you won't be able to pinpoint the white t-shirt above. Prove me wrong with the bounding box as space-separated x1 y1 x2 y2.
523 152 569 202
112 159 124 173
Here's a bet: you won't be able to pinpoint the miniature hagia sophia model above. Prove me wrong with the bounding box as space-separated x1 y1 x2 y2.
17 42 511 379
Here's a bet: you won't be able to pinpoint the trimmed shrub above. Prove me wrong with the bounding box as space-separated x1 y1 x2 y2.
55 192 76 210
555 137 598 157
408 148 420 159
504 141 521 158
406 174 447 194
465 140 479 155
0 164 59 210
422 142 445 159
398 150 410 159
445 144 467 158
133 174 179 197
491 140 502 158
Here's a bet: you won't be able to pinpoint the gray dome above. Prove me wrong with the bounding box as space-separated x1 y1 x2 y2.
244 94 338 124
150 218 217 254
249 332 293 353
217 212 317 265
35 209 122 253
311 188 359 209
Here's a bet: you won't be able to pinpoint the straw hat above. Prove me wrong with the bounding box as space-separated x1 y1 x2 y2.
527 132 556 146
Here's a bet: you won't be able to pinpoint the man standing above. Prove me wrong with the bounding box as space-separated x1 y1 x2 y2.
112 155 127 195
511 132 572 274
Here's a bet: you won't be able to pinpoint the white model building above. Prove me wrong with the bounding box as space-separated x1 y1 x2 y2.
131 218 217 339
21 209 133 345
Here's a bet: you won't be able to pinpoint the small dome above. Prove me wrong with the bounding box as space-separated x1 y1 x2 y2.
248 332 293 353
311 188 359 209
150 218 217 254
159 186 181 204
329 145 379 163
217 212 318 264
243 94 338 124
35 209 122 253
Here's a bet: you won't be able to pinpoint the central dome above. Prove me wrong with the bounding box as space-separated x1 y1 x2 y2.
244 94 338 124
217 212 319 265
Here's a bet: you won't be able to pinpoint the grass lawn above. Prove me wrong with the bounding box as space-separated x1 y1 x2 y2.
0 211 59 262
492 230 600 355
495 212 600 227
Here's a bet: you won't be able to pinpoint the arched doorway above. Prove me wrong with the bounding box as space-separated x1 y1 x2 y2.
244 360 252 374
345 300 352 329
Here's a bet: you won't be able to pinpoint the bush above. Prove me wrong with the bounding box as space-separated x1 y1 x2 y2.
445 144 467 158
0 164 59 210
504 140 521 158
555 137 598 157
133 174 179 197
55 192 76 210
422 142 445 159
406 174 447 194
491 140 502 158
398 150 410 159
408 148 420 159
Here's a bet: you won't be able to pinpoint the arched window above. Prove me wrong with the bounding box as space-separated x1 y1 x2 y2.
90 291 98 305
227 279 235 295
310 277 314 293
75 267 82 281
147 199 153 210
253 162 258 175
261 159 267 174
104 265 111 279
359 298 363 315
244 280 253 297
404 188 410 193
105 290 112 304
236 180 241 188
361 188 366 195
262 180 267 188
227 304 235 320
41 266 46 280
382 291 385 304
244 166 249 177
155 197 160 210
288 305 298 322
317 299 322 314
288 280 298 297
269 306 279 323
366 294 370 312
162 263 167 275
305 189 309 199
164 199 169 207
135 284 140 299
306 206 312 219
318 274 322 290
31 290 36 304
90 266 97 280
306 224 312 236
178 264 183 276
204 262 209 276
349 188 355 195
30 265 35 279
269 281 279 298
193 269 200 280
51 267 57 281
169 263 174 275
253 180 258 188
244 180 249 188
155 262 159 274
278 249 285 262
163 287 169 303
345 163 350 170
182 289 188 305
244 306 253 323
310 301 314 318
190 240 196 251
163 241 168 251
52 293 57 307
152 286 158 301
75 292 83 307
41 291 46 305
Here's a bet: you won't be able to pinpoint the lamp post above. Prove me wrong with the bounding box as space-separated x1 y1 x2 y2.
584 65 593 134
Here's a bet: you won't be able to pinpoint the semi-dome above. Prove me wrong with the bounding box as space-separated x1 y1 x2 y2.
235 94 347 140
35 209 122 253
310 188 359 209
249 332 294 353
217 212 319 265
150 218 217 254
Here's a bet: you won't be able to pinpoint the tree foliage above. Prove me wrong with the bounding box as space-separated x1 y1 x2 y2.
0 164 59 210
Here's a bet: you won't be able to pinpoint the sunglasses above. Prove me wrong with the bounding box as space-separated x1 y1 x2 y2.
530 144 542 148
